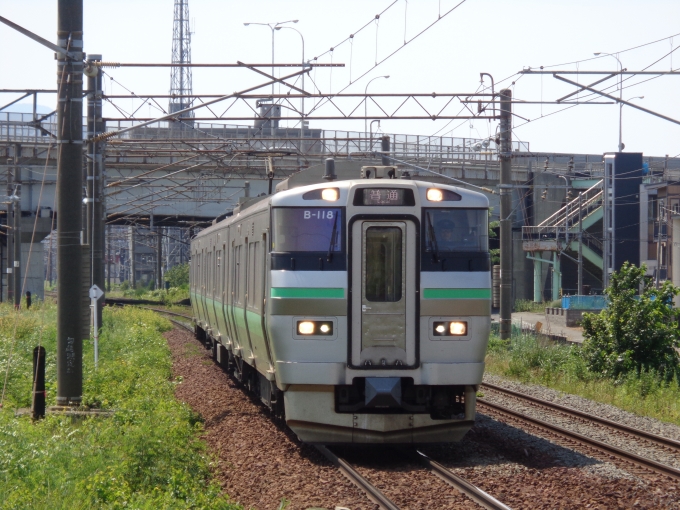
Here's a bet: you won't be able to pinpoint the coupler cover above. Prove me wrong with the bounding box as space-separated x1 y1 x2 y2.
364 377 402 408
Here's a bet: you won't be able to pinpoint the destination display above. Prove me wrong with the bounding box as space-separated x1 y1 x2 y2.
362 188 405 206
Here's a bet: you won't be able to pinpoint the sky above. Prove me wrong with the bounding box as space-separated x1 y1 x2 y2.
2 0 680 158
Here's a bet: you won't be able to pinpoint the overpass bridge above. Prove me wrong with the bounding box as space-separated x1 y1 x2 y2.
2 108 679 303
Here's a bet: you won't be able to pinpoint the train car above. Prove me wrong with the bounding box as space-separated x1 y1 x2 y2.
190 161 491 443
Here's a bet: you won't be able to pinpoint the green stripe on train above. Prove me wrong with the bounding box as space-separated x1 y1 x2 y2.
423 288 491 299
271 287 345 299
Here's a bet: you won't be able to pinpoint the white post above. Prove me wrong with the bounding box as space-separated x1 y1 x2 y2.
89 284 104 369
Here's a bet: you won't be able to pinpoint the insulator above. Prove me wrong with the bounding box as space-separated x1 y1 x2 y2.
94 62 121 68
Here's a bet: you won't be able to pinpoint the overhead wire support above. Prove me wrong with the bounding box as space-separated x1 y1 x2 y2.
374 153 496 195
552 74 680 126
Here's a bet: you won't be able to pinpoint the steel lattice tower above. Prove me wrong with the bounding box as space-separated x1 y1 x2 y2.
169 0 193 129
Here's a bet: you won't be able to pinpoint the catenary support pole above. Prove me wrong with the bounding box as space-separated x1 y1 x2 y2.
578 192 583 295
499 89 513 340
56 0 84 406
86 54 105 327
129 226 136 288
156 226 162 290
12 144 21 309
6 156 13 305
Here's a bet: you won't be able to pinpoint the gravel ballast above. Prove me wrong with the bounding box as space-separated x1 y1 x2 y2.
165 326 680 509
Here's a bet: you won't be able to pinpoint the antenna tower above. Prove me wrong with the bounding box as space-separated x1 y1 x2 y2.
169 0 193 131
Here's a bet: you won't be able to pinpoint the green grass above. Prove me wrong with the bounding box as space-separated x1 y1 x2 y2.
107 285 190 305
513 299 561 313
485 327 680 426
0 301 240 509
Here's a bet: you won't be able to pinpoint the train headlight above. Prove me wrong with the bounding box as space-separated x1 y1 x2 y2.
296 320 334 336
298 321 315 335
322 188 339 201
427 188 443 202
433 321 468 337
449 321 467 336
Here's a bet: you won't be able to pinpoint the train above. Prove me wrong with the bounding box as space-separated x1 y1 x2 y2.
190 160 491 443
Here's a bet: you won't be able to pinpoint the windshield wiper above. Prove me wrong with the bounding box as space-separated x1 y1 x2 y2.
327 214 339 263
426 212 440 263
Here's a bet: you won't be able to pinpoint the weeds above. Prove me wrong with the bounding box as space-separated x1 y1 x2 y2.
485 328 680 426
0 302 240 509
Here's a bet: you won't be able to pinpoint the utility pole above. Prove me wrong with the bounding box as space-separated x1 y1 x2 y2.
6 156 13 305
12 144 21 309
578 192 583 295
128 226 136 288
499 89 513 340
56 0 84 406
86 54 105 328
156 226 162 290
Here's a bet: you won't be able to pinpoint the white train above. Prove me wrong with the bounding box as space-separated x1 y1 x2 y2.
190 161 491 443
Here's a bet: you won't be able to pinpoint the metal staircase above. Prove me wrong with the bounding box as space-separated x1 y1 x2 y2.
522 180 603 267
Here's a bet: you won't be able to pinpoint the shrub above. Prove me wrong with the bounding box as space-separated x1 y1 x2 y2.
165 263 190 288
581 262 680 382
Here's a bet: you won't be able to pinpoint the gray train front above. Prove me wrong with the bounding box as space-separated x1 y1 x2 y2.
190 163 491 443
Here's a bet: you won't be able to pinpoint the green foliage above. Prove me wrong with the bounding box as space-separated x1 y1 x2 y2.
165 263 190 288
513 299 546 313
581 262 680 381
485 327 680 425
0 303 240 509
488 209 500 265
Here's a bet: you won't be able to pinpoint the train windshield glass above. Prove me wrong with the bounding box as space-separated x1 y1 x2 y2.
272 207 343 252
423 209 488 252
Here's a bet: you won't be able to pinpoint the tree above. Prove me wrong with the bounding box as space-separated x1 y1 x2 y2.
164 263 189 288
581 262 680 381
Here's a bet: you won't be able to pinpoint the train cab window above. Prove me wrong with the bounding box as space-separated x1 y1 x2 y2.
271 207 346 270
422 208 489 272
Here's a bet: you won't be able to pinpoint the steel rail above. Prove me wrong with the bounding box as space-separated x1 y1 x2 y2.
315 445 400 510
481 382 680 451
478 399 680 481
415 450 511 510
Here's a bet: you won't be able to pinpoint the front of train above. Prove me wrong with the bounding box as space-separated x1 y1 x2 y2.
267 170 491 443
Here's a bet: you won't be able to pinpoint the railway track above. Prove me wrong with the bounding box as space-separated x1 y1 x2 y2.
481 382 680 452
477 395 680 481
317 445 511 510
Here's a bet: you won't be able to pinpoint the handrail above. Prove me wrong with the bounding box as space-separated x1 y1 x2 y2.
538 179 603 228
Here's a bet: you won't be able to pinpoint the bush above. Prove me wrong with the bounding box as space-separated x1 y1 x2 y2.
165 263 190 288
581 262 680 382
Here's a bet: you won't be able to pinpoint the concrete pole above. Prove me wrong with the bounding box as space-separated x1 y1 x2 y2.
12 145 21 309
56 0 84 406
578 192 583 295
107 226 111 291
86 55 104 327
499 89 513 339
156 226 162 290
552 252 560 302
128 226 136 288
6 159 13 305
533 257 542 302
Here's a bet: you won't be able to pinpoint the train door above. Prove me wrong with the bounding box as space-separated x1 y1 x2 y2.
351 220 417 367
